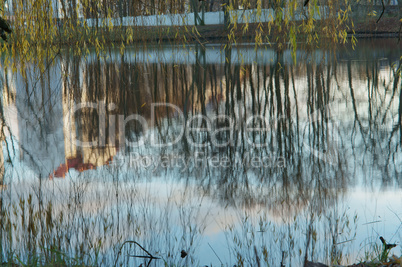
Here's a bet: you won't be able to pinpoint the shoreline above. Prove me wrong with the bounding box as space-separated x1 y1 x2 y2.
93 17 402 44
6 18 400 48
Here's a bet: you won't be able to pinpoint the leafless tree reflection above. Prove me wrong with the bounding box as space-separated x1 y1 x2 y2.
0 40 400 265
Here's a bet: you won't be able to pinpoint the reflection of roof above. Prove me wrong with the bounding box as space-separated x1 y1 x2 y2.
49 154 113 179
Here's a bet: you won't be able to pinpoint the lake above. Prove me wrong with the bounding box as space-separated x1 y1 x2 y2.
0 39 401 266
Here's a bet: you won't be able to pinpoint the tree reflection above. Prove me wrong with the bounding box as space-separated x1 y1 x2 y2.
0 40 401 265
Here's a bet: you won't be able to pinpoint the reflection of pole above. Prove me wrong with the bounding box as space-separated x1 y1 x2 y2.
195 43 206 64
275 51 283 153
201 0 206 25
196 43 209 140
191 0 202 26
223 0 230 29
118 0 123 25
224 45 232 114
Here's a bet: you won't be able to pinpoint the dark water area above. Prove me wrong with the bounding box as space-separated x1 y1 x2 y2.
0 39 401 266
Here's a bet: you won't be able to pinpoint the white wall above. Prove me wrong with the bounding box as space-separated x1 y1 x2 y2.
84 7 328 27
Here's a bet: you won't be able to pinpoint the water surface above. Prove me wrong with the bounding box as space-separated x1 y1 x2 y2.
1 39 401 266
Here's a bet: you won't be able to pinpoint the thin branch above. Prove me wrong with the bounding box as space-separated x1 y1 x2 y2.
128 255 160 259
208 243 223 265
114 240 160 267
376 0 385 23
335 238 355 245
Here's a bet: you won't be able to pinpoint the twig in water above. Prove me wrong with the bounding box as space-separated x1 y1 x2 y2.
335 239 355 245
208 243 223 265
114 240 160 267
376 0 385 23
362 220 382 225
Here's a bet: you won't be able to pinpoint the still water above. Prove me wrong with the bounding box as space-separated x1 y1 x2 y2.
0 39 401 266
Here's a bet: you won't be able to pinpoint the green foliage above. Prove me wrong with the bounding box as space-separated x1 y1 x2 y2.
0 0 356 68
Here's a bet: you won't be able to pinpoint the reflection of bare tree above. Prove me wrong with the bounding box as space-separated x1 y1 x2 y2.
343 56 402 185
0 121 3 265
347 60 368 147
386 58 402 185
55 43 401 192
177 48 349 221
0 100 5 190
7 42 401 213
1 42 401 267
0 133 4 190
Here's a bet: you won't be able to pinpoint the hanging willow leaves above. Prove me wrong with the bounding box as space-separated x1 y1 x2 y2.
0 0 354 69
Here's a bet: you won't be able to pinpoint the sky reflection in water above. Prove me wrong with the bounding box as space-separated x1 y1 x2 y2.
0 39 401 266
